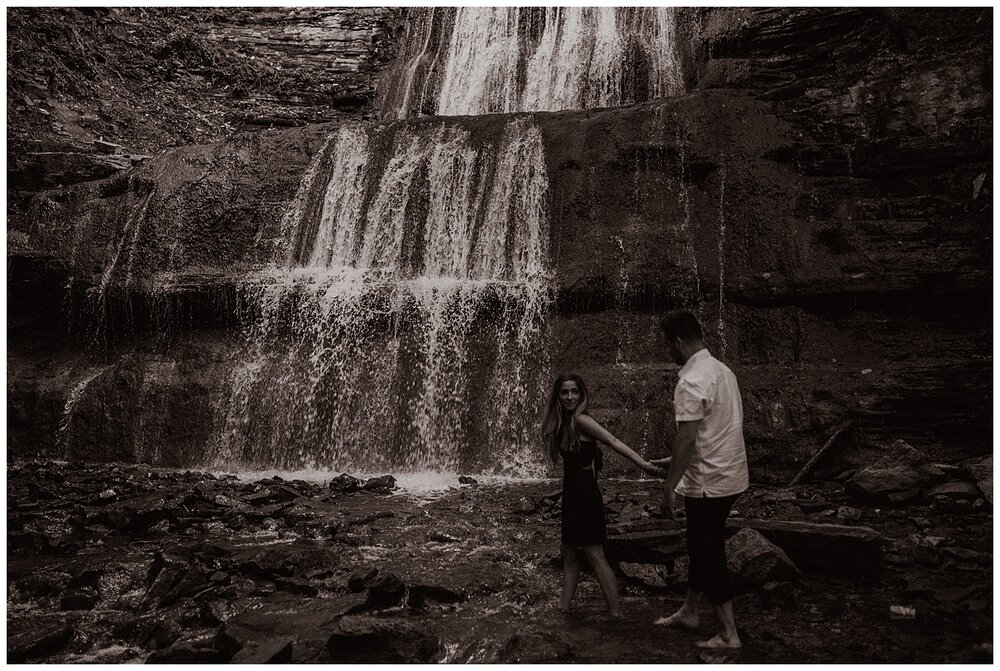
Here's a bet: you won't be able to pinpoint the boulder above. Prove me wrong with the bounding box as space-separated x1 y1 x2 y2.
146 642 228 664
89 494 178 532
406 583 466 608
159 562 215 608
926 480 982 500
8 624 75 662
618 562 670 590
845 440 942 503
363 475 397 493
274 577 319 597
230 639 294 664
846 464 925 502
347 567 380 593
726 528 800 588
237 547 298 579
199 601 227 626
142 565 185 610
18 570 72 598
940 547 992 566
60 586 99 610
113 612 184 648
325 616 441 663
729 518 883 574
961 455 992 503
329 474 363 493
352 572 406 612
836 506 863 522
245 485 300 505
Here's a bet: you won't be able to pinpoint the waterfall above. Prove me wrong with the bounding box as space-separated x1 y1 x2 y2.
58 368 108 456
91 188 154 343
384 7 683 118
675 121 701 302
216 117 552 475
717 152 728 358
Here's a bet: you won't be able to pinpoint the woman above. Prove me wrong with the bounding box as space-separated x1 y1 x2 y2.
542 372 663 618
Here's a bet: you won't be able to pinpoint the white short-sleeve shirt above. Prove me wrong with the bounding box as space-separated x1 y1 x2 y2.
673 349 749 498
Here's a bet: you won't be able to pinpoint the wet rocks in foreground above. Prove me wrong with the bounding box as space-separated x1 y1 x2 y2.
326 616 442 663
5 460 993 663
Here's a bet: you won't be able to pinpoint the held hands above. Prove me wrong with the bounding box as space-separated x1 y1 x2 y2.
640 460 665 477
640 456 670 477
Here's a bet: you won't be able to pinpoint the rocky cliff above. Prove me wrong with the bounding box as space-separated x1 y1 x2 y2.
7 8 991 479
8 8 398 198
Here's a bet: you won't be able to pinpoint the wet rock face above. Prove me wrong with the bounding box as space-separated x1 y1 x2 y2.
8 8 992 475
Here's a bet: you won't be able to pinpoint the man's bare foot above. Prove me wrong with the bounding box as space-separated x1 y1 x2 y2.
694 634 741 649
653 610 699 630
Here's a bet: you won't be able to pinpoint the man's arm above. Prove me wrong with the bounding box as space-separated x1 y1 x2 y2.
661 419 700 518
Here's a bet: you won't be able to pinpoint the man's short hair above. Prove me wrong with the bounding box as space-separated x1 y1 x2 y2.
659 310 703 342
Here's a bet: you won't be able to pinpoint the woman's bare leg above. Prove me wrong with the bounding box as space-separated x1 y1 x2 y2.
581 544 621 618
560 543 581 611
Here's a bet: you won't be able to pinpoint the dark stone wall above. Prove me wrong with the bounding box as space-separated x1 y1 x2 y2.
7 8 991 479
8 7 398 199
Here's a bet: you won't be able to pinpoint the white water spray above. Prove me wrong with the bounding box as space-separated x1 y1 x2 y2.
386 7 684 118
217 118 552 475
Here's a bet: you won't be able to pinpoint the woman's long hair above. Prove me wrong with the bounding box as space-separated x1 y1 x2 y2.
541 373 589 464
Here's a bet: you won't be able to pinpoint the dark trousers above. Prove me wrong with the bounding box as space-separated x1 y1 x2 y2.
684 493 739 605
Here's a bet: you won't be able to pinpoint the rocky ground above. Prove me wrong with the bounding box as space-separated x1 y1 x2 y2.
7 447 992 663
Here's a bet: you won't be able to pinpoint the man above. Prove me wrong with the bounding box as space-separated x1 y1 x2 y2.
652 310 749 649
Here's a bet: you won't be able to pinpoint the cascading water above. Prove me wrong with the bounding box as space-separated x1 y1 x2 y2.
383 7 684 118
716 151 728 358
58 368 108 457
216 118 552 476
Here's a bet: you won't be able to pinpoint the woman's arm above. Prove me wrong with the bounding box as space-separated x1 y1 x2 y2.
577 414 663 476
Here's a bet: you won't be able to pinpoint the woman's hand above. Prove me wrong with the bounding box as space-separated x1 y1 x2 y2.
640 460 665 477
650 457 672 467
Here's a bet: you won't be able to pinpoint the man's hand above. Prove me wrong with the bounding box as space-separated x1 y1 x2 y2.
640 460 665 477
661 487 678 519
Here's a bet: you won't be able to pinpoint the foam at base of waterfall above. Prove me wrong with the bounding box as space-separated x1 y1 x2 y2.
216 269 550 475
213 467 550 496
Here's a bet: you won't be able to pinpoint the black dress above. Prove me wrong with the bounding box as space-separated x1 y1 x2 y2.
559 437 606 547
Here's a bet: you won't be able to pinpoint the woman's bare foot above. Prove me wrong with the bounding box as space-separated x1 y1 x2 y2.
694 634 742 649
653 609 699 630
